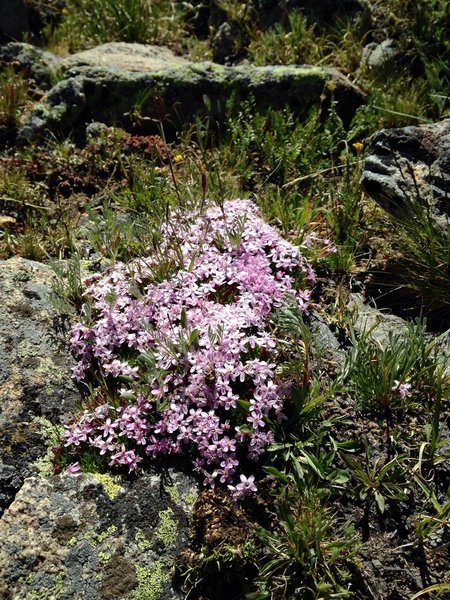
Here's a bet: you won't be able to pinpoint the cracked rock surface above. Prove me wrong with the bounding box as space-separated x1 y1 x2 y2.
362 118 450 229
0 257 80 515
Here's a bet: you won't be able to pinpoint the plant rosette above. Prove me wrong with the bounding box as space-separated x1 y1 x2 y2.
61 199 314 499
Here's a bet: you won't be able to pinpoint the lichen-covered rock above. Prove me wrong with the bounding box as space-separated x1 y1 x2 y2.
361 118 450 229
310 311 346 369
19 56 366 141
20 75 87 141
0 42 61 88
0 257 80 514
0 470 198 599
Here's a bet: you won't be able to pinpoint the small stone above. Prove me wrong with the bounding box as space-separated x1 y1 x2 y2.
361 39 400 79
0 215 17 228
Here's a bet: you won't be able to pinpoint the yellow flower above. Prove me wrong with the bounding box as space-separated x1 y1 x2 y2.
352 142 364 154
174 154 184 163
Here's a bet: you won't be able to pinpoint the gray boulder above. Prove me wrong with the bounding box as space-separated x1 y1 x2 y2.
0 470 197 599
0 42 61 88
348 293 409 347
361 118 450 229
0 0 29 43
19 48 366 141
0 258 80 514
361 39 400 79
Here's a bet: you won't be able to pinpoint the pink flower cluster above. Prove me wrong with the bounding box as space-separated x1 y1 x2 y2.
63 199 313 499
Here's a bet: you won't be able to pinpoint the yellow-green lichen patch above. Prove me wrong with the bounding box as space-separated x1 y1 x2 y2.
98 551 112 565
133 560 170 600
84 524 117 548
183 490 198 511
92 472 123 500
164 482 180 504
36 356 67 388
155 508 178 547
31 416 63 477
135 529 152 552
18 573 34 586
23 571 66 600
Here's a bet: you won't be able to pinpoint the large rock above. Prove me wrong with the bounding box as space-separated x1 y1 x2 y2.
361 119 450 229
0 259 199 599
19 47 366 141
348 293 409 347
0 0 29 43
0 42 61 88
0 470 197 599
0 258 80 515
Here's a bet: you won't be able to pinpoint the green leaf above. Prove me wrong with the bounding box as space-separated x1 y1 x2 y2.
333 469 350 484
263 466 289 484
236 399 251 412
410 583 450 599
291 455 305 489
375 490 385 513
180 307 187 328
189 328 199 349
299 449 324 477
118 375 135 384
336 440 359 452
119 391 137 401
246 592 270 600
239 425 253 434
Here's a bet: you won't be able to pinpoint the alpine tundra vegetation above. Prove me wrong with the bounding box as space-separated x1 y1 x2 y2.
0 1 449 599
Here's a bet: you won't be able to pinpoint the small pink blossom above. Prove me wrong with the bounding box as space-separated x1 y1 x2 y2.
67 462 81 474
391 380 412 398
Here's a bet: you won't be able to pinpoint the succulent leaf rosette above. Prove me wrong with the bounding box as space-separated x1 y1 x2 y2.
63 199 314 499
